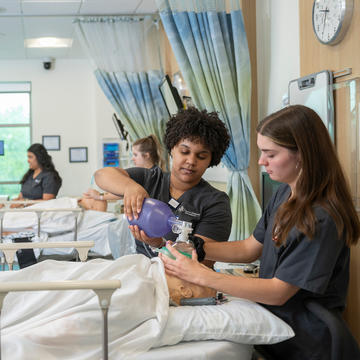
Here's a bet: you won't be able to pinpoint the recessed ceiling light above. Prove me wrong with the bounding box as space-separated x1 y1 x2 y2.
24 37 73 48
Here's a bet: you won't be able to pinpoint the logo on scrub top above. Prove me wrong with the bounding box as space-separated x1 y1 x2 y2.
177 205 200 219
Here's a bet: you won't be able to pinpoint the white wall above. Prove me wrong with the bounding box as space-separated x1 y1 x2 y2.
0 59 115 197
256 0 300 121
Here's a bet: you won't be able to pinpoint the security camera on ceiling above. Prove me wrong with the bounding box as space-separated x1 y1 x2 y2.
43 57 55 70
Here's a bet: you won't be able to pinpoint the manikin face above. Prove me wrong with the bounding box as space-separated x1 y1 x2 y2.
257 133 300 189
165 273 216 305
170 139 212 187
27 152 40 171
131 145 151 168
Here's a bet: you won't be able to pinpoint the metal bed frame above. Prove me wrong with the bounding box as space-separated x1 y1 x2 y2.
0 241 94 270
0 205 83 240
0 279 121 360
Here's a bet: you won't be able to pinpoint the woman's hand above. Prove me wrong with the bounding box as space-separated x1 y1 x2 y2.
128 225 164 248
123 182 149 220
83 188 100 200
159 242 212 286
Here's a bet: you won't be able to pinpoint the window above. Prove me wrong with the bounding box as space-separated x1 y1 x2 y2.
0 82 31 198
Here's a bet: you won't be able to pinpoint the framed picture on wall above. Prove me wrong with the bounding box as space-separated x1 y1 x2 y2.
69 147 88 163
42 135 61 151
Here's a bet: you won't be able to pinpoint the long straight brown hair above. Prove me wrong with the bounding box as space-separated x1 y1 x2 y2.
257 105 360 247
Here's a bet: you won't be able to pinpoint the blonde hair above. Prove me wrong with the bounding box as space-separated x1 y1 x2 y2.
133 134 165 170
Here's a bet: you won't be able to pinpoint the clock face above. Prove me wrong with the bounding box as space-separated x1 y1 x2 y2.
312 0 353 45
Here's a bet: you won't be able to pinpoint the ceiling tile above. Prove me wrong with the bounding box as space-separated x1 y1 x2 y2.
21 2 81 16
0 17 26 59
79 0 142 15
135 0 157 13
23 16 76 37
0 0 21 15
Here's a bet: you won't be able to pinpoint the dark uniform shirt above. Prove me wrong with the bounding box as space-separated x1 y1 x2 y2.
126 166 232 257
253 184 349 360
21 171 61 200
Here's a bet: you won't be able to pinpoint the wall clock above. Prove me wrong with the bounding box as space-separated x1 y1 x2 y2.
312 0 354 45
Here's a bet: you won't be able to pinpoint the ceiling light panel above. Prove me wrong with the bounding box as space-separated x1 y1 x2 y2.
24 37 73 48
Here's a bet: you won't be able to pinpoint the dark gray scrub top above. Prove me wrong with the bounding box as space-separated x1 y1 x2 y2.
253 184 350 360
21 171 61 200
126 166 232 258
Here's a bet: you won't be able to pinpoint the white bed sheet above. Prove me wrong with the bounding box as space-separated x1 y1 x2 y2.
0 256 293 360
40 213 136 257
138 340 253 360
2 198 136 258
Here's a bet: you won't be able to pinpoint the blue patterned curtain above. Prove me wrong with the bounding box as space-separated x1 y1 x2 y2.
157 0 261 240
75 16 169 142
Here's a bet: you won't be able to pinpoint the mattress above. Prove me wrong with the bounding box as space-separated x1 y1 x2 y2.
137 340 253 360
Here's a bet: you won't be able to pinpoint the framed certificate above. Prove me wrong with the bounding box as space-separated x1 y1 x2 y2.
69 147 88 163
42 135 61 151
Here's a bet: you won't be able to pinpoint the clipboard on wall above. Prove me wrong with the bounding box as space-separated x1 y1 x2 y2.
288 70 335 142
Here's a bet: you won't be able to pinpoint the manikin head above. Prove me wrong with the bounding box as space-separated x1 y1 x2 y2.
165 273 216 305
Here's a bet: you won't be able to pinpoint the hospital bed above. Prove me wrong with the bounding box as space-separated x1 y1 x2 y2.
0 206 82 239
0 256 294 360
0 198 136 260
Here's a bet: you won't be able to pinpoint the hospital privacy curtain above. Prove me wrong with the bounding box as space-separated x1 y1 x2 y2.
157 0 262 240
75 16 169 143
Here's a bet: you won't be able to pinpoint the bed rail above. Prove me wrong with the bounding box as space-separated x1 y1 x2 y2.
0 207 83 239
0 279 121 360
0 240 95 270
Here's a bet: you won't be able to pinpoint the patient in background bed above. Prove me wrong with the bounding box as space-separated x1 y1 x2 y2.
78 196 107 212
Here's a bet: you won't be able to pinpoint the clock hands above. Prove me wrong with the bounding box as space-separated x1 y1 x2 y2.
320 7 329 38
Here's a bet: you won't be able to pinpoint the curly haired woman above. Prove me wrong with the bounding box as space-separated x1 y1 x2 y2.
94 107 232 258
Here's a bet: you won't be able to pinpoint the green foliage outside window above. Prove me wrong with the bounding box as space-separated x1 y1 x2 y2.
0 91 31 199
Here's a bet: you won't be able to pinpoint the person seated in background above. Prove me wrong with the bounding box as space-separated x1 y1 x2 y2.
11 143 62 208
83 134 165 202
132 134 165 170
94 107 232 260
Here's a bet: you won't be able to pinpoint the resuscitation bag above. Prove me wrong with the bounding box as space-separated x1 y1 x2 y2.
127 198 175 238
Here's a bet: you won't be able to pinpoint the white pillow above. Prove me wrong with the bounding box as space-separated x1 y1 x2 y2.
155 298 294 347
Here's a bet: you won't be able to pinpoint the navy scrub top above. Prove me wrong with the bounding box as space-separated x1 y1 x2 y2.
253 184 350 360
21 171 61 200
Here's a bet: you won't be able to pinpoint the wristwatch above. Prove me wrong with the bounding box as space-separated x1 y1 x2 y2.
99 193 104 201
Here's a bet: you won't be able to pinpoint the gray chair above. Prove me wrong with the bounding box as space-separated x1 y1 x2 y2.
304 299 360 360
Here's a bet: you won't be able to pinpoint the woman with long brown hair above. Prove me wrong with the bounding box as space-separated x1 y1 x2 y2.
160 105 360 360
